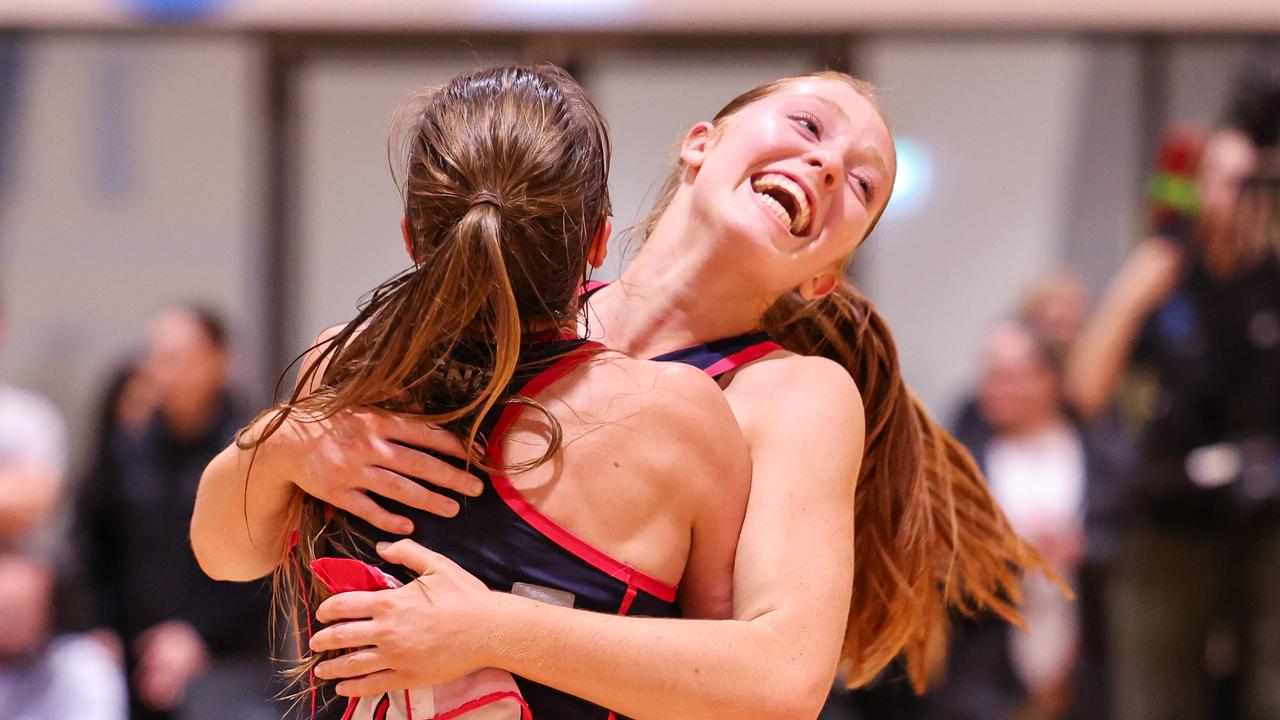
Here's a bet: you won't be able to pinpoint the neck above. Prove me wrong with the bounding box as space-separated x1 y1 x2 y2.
586 198 774 358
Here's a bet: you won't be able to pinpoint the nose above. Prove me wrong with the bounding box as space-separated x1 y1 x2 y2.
806 150 839 189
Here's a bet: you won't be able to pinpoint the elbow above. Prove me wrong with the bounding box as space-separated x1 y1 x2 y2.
192 544 273 583
189 518 275 583
752 666 832 720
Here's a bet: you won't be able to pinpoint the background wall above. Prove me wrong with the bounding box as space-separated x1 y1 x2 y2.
0 31 1261 470
0 34 261 463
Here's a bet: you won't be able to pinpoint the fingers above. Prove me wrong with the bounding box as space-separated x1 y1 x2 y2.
376 538 461 577
365 467 462 519
335 669 403 698
314 649 389 681
377 414 471 460
337 491 415 535
381 442 484 498
315 591 382 624
309 619 377 653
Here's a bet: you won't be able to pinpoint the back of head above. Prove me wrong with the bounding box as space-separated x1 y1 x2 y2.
397 64 611 327
260 64 610 706
1226 49 1280 150
296 64 610 435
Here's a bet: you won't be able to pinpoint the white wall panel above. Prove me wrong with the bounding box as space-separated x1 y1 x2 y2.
860 37 1091 419
0 35 260 468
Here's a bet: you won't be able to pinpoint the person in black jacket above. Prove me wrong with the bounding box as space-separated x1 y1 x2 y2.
1065 55 1280 720
80 306 275 720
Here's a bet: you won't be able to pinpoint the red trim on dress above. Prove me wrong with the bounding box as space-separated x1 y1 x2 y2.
702 340 782 378
580 280 609 296
486 343 679 604
616 583 638 616
289 545 319 719
433 691 533 720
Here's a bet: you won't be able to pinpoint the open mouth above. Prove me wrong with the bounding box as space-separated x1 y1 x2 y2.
751 173 812 236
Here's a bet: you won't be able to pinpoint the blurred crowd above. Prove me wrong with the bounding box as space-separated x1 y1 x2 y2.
827 53 1280 720
0 306 278 720
0 51 1278 720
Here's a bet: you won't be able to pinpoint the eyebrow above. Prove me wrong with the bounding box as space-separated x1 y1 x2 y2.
809 94 851 125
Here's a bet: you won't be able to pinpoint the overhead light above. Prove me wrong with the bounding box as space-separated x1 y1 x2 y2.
884 136 932 220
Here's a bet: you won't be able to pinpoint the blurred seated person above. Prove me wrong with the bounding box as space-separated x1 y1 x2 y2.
932 320 1129 720
79 306 275 720
0 551 127 720
0 304 68 550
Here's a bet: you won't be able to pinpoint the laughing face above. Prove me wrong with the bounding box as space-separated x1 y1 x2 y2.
679 77 896 296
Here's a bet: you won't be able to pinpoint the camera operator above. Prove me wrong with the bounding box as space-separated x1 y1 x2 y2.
1065 60 1280 720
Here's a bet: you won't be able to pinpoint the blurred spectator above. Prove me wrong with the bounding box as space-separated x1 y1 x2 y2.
824 273 1113 720
0 307 68 551
0 552 127 719
0 298 123 719
977 321 1084 715
79 306 276 720
1065 58 1280 720
1020 272 1089 356
927 320 1128 720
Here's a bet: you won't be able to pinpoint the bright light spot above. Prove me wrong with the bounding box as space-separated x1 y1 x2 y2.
883 136 932 220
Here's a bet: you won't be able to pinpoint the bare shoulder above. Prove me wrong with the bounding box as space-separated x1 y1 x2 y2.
731 352 862 410
610 355 741 429
726 352 865 449
580 354 749 483
297 323 355 394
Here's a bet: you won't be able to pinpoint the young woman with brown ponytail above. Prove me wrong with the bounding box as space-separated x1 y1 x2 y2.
197 69 1048 719
191 64 753 719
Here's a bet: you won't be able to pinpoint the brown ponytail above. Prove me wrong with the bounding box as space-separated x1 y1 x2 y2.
239 64 612 704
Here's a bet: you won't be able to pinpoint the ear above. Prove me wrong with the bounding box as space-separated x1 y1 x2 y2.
798 270 838 301
588 217 612 269
401 216 414 261
678 122 717 171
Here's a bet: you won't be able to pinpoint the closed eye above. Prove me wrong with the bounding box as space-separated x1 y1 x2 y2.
789 112 822 139
850 173 873 203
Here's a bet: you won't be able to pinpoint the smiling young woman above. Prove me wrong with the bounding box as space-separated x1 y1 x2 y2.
196 68 1046 720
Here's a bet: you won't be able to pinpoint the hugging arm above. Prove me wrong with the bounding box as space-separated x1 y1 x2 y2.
313 356 863 720
190 327 482 582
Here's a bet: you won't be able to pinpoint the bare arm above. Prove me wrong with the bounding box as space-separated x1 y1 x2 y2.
313 356 863 720
671 365 752 622
190 327 483 582
1065 237 1182 420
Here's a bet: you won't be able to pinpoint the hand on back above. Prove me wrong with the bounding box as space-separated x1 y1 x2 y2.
261 405 486 534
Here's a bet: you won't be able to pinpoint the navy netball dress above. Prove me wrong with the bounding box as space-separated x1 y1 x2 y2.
309 339 678 720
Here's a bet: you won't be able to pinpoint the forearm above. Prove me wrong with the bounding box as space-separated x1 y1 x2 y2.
1065 278 1153 420
190 414 299 581
482 594 829 720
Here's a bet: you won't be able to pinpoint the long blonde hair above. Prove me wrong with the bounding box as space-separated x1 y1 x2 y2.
641 71 1048 690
